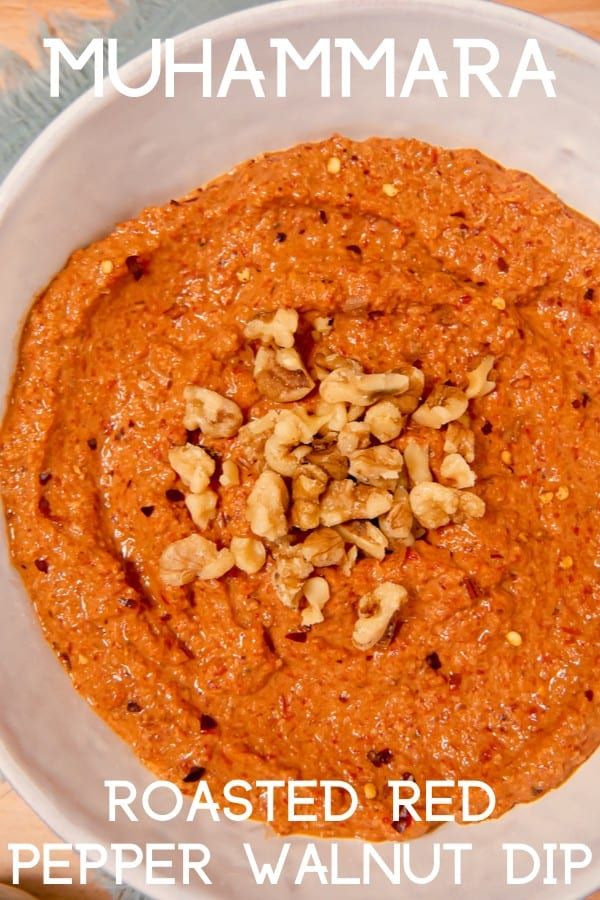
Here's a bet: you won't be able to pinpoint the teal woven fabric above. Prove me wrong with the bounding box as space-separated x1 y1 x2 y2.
0 0 270 180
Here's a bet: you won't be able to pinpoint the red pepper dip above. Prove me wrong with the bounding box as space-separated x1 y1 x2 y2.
1 136 599 841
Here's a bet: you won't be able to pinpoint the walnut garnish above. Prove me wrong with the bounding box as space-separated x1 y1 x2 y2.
337 421 371 455
308 440 349 480
454 490 486 523
273 545 313 608
336 521 388 561
291 463 328 530
183 386 243 439
315 400 348 434
312 350 362 380
440 453 476 489
320 480 393 527
319 369 409 406
348 445 404 489
264 409 325 477
352 582 407 651
403 440 432 485
159 534 232 586
243 308 299 348
185 491 218 530
443 419 475 463
219 459 240 487
246 470 289 541
392 365 425 414
409 482 460 529
230 536 266 574
465 356 496 399
364 399 404 442
301 577 330 626
412 386 468 429
300 527 346 567
168 444 215 494
254 347 314 402
236 410 278 465
379 487 414 544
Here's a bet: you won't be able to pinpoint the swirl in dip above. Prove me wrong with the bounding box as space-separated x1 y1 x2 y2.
1 137 599 840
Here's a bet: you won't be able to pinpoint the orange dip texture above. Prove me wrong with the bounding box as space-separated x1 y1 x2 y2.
1 137 599 840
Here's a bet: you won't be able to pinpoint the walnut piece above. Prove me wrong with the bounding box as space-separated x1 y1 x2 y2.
160 534 232 586
243 308 298 348
273 545 313 608
348 445 404 489
392 365 425 414
404 440 432 485
308 441 349 480
230 536 266 574
379 486 414 543
466 356 496 399
352 582 408 651
183 386 243 439
409 482 460 529
440 453 476 489
168 444 215 494
337 421 371 455
454 490 486 523
300 527 346 567
319 369 409 406
320 480 393 527
443 419 475 463
364 400 404 442
291 463 329 530
301 577 330 626
254 347 314 402
246 470 289 541
185 491 218 530
336 521 388 561
219 459 240 487
236 410 278 466
265 409 325 477
412 386 468 429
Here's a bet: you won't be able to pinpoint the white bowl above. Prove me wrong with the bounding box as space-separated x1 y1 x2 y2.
0 1 598 898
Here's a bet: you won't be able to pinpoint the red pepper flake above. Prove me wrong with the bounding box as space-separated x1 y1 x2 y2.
38 471 52 485
391 807 413 833
140 505 155 517
425 651 442 671
319 210 328 224
119 597 138 609
38 496 51 517
448 673 462 691
450 210 466 219
275 232 287 243
481 420 493 435
497 257 509 273
585 689 594 702
346 244 362 256
165 488 185 502
262 626 276 654
126 255 147 281
34 558 49 573
584 287 594 301
127 701 142 713
402 771 416 782
464 577 482 599
87 437 98 451
183 766 206 783
367 748 394 767
285 631 307 643
200 714 218 731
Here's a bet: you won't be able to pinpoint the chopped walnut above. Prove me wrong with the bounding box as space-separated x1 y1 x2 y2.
440 453 476 489
185 491 218 530
168 443 215 494
403 440 432 485
336 521 388 561
301 577 330 626
315 400 348 434
160 534 230 586
320 480 393 527
352 582 408 651
348 445 404 489
392 365 425 414
230 536 266 574
409 482 460 529
443 419 475 463
300 527 346 567
454 490 486 523
312 350 362 380
254 347 315 402
243 308 299 348
183 386 243 439
337 421 371 455
364 400 404 442
265 409 325 477
466 356 496 399
246 470 289 541
273 545 313 608
236 410 278 465
291 463 329 530
219 459 240 487
312 316 333 336
341 544 358 576
379 487 414 544
308 440 349 480
199 547 235 580
320 369 409 406
412 386 468 429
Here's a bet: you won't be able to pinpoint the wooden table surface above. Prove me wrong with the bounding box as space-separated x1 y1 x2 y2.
0 0 598 897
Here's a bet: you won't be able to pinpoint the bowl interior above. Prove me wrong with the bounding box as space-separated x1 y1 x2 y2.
0 1 599 898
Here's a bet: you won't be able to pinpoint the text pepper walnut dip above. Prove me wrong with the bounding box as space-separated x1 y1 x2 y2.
1 136 599 841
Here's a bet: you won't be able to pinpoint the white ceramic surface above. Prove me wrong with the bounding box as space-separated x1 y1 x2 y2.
0 1 598 898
